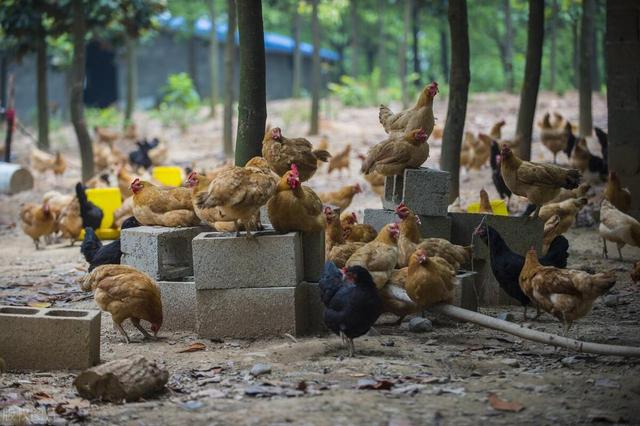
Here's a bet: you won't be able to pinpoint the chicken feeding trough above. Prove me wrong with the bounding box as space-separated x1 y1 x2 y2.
466 199 509 216
77 187 122 241
152 166 184 187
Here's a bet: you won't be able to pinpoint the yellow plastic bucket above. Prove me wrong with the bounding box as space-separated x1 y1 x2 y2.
152 166 184 187
77 187 123 241
466 199 509 216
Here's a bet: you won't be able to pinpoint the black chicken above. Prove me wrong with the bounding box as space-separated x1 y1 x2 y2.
319 262 382 357
80 216 141 271
565 126 607 179
594 127 608 167
75 182 103 230
474 224 569 320
128 138 159 170
490 140 512 206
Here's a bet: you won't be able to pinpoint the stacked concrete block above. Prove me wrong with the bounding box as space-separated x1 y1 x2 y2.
298 281 328 334
449 213 543 306
121 225 210 280
193 230 323 338
157 278 196 331
452 271 479 312
366 167 452 240
301 232 325 282
0 306 100 370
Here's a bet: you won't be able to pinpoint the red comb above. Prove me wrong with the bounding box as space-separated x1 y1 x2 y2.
290 164 299 175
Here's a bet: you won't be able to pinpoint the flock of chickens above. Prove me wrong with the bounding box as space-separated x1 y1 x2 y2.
15 81 640 355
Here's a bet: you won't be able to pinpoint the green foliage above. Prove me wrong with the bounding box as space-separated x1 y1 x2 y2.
152 72 201 131
329 68 413 108
86 106 122 129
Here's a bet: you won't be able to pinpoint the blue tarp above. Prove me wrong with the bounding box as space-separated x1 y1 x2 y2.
159 14 340 62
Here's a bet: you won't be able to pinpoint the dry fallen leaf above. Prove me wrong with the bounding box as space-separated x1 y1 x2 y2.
357 379 395 391
177 342 206 353
488 393 525 413
27 301 51 308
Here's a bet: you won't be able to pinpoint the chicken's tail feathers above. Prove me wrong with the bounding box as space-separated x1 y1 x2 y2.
541 235 570 268
313 149 331 162
591 271 617 295
319 261 344 306
75 182 88 205
563 169 582 190
80 270 97 292
80 227 101 263
378 104 393 129
196 191 217 209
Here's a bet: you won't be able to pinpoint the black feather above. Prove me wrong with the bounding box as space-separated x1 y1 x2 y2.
490 141 512 200
75 182 104 230
83 216 141 271
80 227 102 263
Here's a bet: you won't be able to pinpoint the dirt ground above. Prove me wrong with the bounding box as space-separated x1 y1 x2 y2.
2 92 640 425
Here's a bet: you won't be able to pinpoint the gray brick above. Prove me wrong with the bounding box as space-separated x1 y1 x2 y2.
402 168 450 216
449 212 544 307
193 230 303 290
383 175 403 209
0 306 100 371
298 282 328 334
157 279 196 331
196 286 305 339
302 232 325 282
363 208 451 239
452 271 478 312
121 225 210 280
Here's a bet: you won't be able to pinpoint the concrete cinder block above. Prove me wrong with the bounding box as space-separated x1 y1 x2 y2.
302 232 325 283
449 213 543 306
363 208 451 240
402 168 450 216
452 271 478 312
0 306 100 370
193 230 303 290
196 286 306 339
121 225 210 280
157 278 196 331
383 175 404 210
298 282 328 334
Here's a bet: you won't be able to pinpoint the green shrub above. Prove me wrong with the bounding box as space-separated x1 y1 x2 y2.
86 106 121 129
153 73 201 131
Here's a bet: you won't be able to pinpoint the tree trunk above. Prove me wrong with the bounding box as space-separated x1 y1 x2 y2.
579 0 594 136
349 0 359 76
208 0 218 117
35 36 49 150
439 21 449 84
591 13 600 92
400 0 411 108
376 0 386 85
0 53 6 109
515 0 544 161
440 0 470 204
411 0 421 88
309 0 320 135
549 0 558 91
124 35 137 124
223 0 237 158
572 17 579 88
3 74 14 163
235 0 266 166
502 0 514 93
292 4 302 98
187 20 199 94
70 0 93 182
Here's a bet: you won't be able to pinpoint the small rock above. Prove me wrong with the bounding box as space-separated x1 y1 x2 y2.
250 363 272 377
561 356 579 366
603 295 619 307
501 358 519 368
497 312 514 322
409 317 433 332
367 327 381 336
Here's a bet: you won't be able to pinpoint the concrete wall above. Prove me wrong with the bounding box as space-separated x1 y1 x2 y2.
606 1 640 219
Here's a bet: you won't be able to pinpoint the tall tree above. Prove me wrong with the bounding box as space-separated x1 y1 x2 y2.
579 0 595 136
309 0 320 135
291 2 302 98
400 0 411 108
375 0 386 84
411 0 422 88
69 0 93 181
488 0 514 92
440 0 470 203
549 0 558 91
439 21 449 84
349 0 359 76
515 0 544 161
208 0 218 117
591 19 600 91
124 35 137 123
223 0 236 158
235 0 266 166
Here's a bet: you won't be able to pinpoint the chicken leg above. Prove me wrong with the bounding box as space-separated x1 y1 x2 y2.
602 238 608 259
115 322 131 343
616 243 624 262
131 318 156 340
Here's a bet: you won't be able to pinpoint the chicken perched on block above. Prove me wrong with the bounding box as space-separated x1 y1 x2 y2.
197 157 278 236
361 128 429 176
262 127 331 181
519 247 616 334
131 178 199 227
500 145 581 220
346 223 400 289
379 81 438 137
82 265 163 343
405 249 457 308
604 171 631 213
268 164 325 234
20 202 55 249
319 262 382 357
341 212 377 243
324 207 364 268
549 182 590 204
599 199 640 261
539 113 571 164
186 172 222 229
475 224 569 319
319 184 361 211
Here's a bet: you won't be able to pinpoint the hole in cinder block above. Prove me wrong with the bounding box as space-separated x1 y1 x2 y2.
0 307 39 315
44 310 89 317
201 230 279 239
